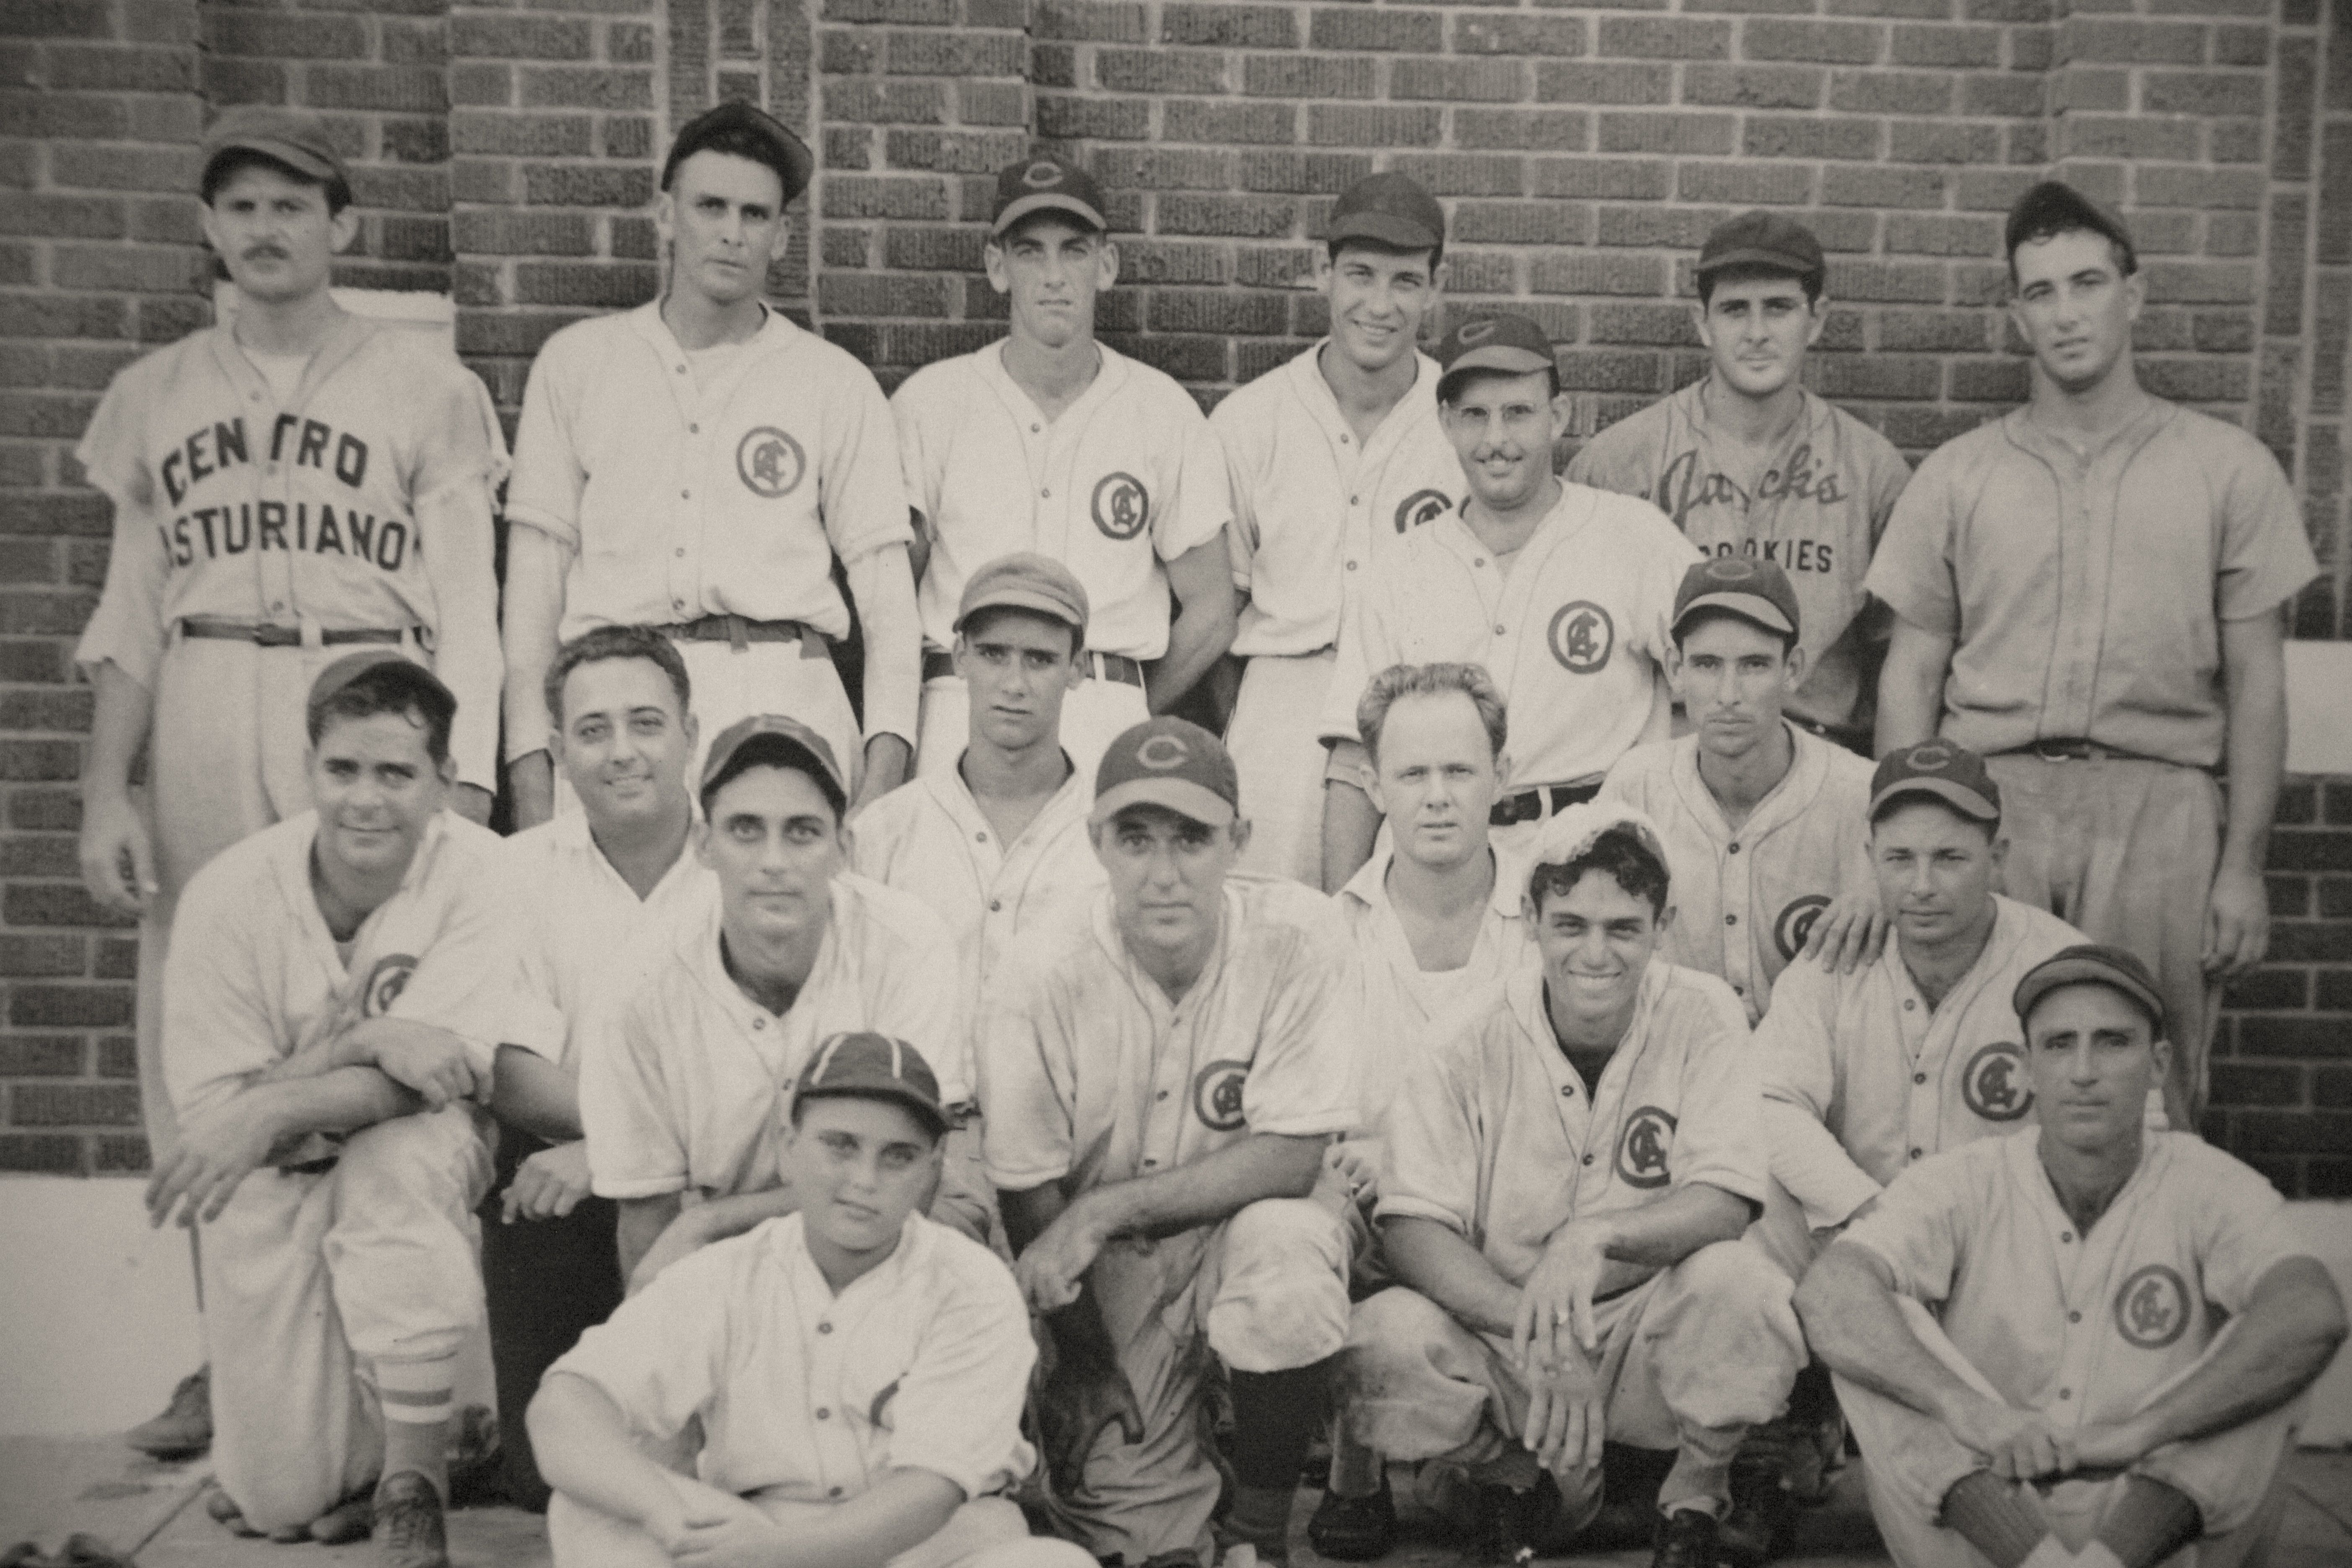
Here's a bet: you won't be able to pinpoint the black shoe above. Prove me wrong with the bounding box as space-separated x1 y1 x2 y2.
1652 1507 1725 1568
1307 1476 1396 1562
374 1472 449 1568
1720 1457 1795 1568
125 1366 211 1459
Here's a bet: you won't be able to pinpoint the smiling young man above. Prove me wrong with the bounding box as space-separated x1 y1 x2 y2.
890 155 1236 785
1329 805 1800 1568
502 102 918 825
1798 944 2346 1568
1569 212 1908 752
1210 173 1462 885
1867 183 2317 1128
1319 314 1700 889
531 1032 1097 1568
146 651 508 1568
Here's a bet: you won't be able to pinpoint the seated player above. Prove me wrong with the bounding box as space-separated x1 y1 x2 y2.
979 718 1357 1566
1798 944 2347 1568
1329 805 1803 1568
529 1032 1097 1568
145 652 508 1568
1600 556 1880 1022
482 626 713 1510
580 713 982 1295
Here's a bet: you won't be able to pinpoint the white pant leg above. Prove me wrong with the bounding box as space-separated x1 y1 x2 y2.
916 670 1146 785
677 640 862 795
1199 1191 1352 1373
1227 651 1337 886
324 1106 495 1366
553 1478 1088 1568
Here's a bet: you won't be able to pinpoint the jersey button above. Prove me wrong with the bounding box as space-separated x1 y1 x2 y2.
1493 624 1506 636
1908 1147 1922 1160
1349 495 1360 505
1727 842 1740 854
989 899 1003 912
1581 1152 1594 1164
1339 434 1350 444
1030 423 1040 433
1914 1072 1927 1084
1903 999 1916 1011
829 1487 844 1498
676 365 687 375
1155 1089 1168 1101
675 547 686 557
2068 1310 2081 1324
2058 1388 2070 1401
975 831 987 843
1143 1158 1157 1168
818 1322 832 1334
689 423 699 434
2061 1231 2073 1243
753 1017 766 1029
1346 560 1358 571
1040 487 1050 498
680 489 691 499
1725 914 1738 926
816 1408 830 1420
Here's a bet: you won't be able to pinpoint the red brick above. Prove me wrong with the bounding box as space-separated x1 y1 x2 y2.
1157 193 1297 237
0 1135 83 1174
888 29 1023 75
885 128 1026 173
1588 303 1700 345
1886 212 2000 255
45 44 199 93
1308 8 1442 52
822 174 951 219
1455 108 1590 152
1102 147 1237 190
1963 75 2045 116
1531 251 1666 296
1146 291 1287 335
1889 23 1999 64
0 937 83 980
452 14 594 60
1529 156 1674 201
1307 104 1444 147
1877 309 1992 350
1598 16 1732 58
1164 100 1297 146
451 111 595 157
514 260 658 308
1828 68 1955 113
825 0 956 21
1746 18 1884 62
1038 95 1149 140
309 65 448 114
1597 111 1737 155
0 92 128 142
1744 114 1881 159
521 164 653 207
1245 56 1377 99
2061 18 2207 64
1119 240 1232 285
1889 119 2000 162
1682 64 1825 108
1096 48 1224 95
2140 70 2266 118
1453 201 1591 246
1826 259 1946 302
11 1078 139 1122
1032 0 1148 41
2135 165 2264 211
0 193 125 240
0 1034 84 1074
1823 164 1948 207
517 65 651 111
1534 62 1673 104
1393 58 1528 103
0 690 91 734
1161 3 1297 48
0 0 112 38
2063 115 2200 162
1452 13 1585 56
1677 160 1813 204
204 9 369 59
2140 260 2258 306
879 226 983 269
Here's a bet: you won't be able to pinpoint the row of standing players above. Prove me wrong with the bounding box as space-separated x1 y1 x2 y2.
76 97 2337 1568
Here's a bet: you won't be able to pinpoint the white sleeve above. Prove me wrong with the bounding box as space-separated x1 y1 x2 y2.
579 985 691 1200
160 866 281 1119
504 336 587 547
1756 963 1883 1230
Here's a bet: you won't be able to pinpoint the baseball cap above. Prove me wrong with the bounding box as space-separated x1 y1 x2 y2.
305 649 455 738
2012 943 2166 1038
794 1031 949 1138
954 551 1090 639
1672 555 1802 641
1090 716 1239 829
661 101 815 204
1869 740 2001 824
700 713 848 815
1327 172 1446 255
1695 210 1825 282
1527 803 1671 885
1434 313 1555 403
991 153 1109 237
202 106 348 193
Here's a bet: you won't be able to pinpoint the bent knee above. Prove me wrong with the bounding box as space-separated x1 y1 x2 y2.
1209 1199 1350 1372
333 1109 484 1199
1341 1288 1472 1376
1227 1196 1346 1270
1673 1236 1794 1307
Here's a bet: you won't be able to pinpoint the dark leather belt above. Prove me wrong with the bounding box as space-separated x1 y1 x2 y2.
1490 779 1601 827
1998 738 2185 768
661 614 829 658
180 616 406 648
923 648 1145 687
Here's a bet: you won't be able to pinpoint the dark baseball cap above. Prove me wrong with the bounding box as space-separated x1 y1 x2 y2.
203 106 348 193
2013 943 2166 1038
700 713 848 815
1869 740 2001 824
794 1031 949 1138
305 649 456 738
1673 555 1802 641
955 551 1089 639
1696 210 1825 282
1091 716 1239 829
991 152 1108 237
1328 172 1445 255
662 101 815 204
1434 313 1555 403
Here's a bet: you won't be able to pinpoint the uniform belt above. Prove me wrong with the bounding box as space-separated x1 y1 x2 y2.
922 648 1145 687
1997 738 2190 768
660 614 830 658
1489 779 1601 827
179 616 407 647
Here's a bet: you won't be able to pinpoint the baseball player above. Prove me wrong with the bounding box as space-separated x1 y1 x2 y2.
1324 805 1802 1568
582 713 985 1298
481 625 713 1511
978 717 1357 1565
890 154 1235 786
1869 181 2318 1128
1318 312 1700 889
502 101 918 826
144 652 507 1568
1568 211 1908 751
529 1032 1097 1568
1211 172 1461 885
849 553 1106 1096
73 108 505 1453
1600 557 1880 1023
1797 944 2347 1568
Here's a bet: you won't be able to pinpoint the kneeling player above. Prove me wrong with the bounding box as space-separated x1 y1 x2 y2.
531 1033 1096 1568
1799 945 2347 1568
146 653 508 1567
1330 806 1803 1567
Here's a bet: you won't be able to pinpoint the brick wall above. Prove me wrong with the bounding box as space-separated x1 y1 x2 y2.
1 0 2346 1186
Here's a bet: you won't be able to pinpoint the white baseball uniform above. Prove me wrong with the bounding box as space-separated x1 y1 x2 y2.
1341 961 1803 1515
1567 380 1910 737
1599 724 1876 1022
163 809 507 1533
1838 1130 2306 1568
1320 485 1700 853
890 342 1230 782
1211 343 1461 884
506 302 917 780
76 313 506 1153
977 877 1358 1564
545 1211 1092 1568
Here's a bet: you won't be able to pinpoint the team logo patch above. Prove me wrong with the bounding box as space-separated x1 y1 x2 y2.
737 428 806 499
1092 472 1150 541
1905 741 1958 772
1547 601 1614 675
361 954 418 1019
2114 1264 2192 1350
1021 159 1065 189
1454 318 1500 346
1614 1105 1677 1189
1961 1042 2034 1122
1191 1058 1250 1132
1702 555 1760 583
1773 895 1833 962
1394 488 1451 534
1136 733 1191 771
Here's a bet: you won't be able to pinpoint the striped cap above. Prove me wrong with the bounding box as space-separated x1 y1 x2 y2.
793 1032 948 1136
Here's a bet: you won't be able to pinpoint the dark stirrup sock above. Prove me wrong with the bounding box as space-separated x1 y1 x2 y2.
1940 1470 2050 1568
1228 1360 1332 1488
2092 1475 2205 1568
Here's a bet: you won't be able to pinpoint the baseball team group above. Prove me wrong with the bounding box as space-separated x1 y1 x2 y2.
62 86 2348 1568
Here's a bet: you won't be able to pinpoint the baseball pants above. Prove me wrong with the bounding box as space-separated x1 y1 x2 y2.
1836 1299 2292 1568
551 1480 1094 1568
1046 1193 1351 1565
1226 650 1338 887
912 671 1145 788
198 1104 493 1532
1337 1239 1804 1517
1983 754 2223 1128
